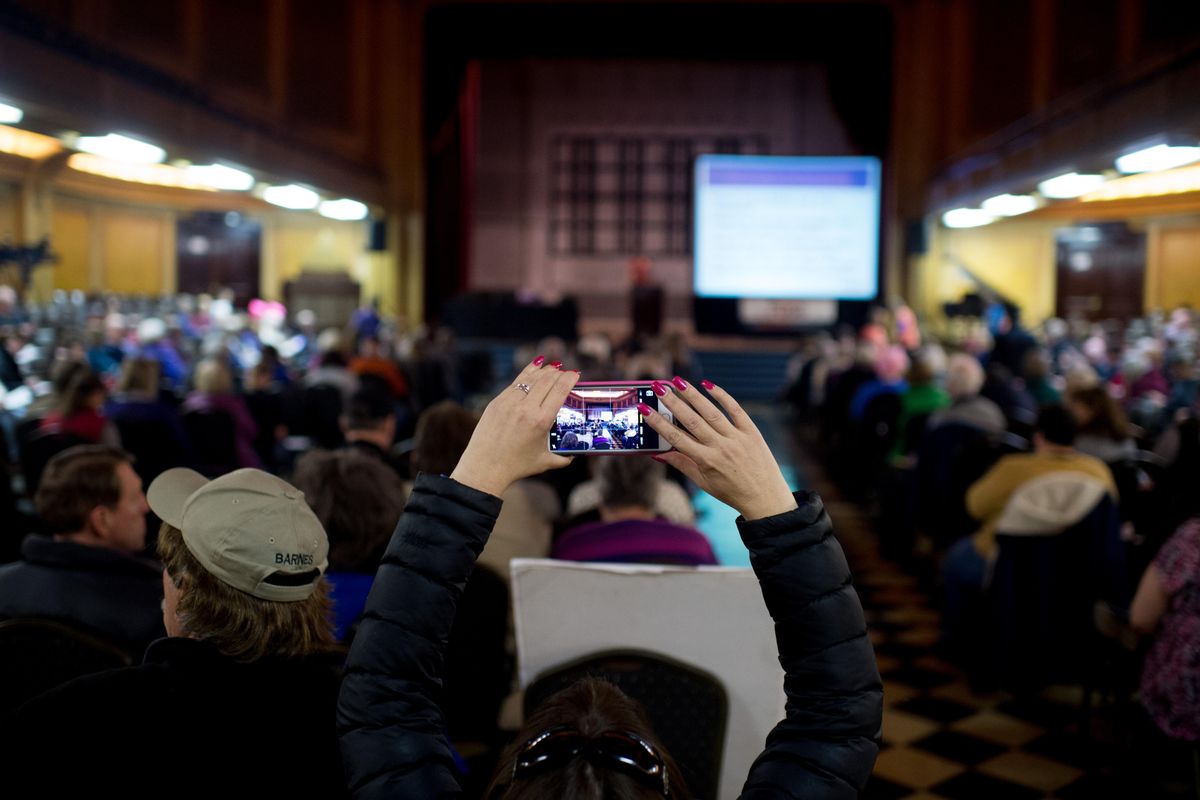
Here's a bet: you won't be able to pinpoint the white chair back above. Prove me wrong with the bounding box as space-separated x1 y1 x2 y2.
511 558 784 800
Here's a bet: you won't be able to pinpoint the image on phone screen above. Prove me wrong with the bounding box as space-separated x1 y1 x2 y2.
548 385 662 453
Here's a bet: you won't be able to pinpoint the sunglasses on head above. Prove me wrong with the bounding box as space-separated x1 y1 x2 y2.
491 725 670 797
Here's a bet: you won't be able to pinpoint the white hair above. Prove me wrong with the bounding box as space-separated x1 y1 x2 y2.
945 353 985 400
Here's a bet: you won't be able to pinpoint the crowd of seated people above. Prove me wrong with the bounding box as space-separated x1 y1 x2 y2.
0 297 883 798
789 300 1200 762
553 416 639 451
4 284 1197 791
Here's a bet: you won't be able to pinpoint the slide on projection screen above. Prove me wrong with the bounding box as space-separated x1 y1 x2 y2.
694 155 881 301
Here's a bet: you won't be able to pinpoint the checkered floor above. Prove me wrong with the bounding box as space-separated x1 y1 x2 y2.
785 441 1197 800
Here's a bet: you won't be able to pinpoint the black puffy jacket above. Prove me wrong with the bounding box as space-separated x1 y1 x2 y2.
337 473 882 799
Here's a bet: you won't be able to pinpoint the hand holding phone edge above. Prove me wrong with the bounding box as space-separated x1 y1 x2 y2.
452 359 796 523
642 376 798 521
449 356 579 498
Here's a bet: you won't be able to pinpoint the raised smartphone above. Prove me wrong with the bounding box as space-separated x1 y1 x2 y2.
548 381 674 454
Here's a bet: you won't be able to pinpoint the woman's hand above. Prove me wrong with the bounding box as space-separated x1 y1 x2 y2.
450 357 579 497
642 377 797 521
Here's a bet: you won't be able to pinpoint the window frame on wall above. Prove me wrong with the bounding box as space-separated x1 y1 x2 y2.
548 132 769 258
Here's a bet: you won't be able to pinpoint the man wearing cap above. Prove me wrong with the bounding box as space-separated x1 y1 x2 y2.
8 467 348 797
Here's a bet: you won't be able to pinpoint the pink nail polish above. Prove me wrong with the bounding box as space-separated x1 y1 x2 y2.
533 355 546 366
651 454 667 463
550 360 563 369
672 376 688 391
637 402 653 416
701 379 715 390
651 381 668 397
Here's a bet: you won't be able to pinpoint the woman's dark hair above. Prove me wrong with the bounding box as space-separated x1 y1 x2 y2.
291 449 406 572
1067 385 1129 441
319 351 348 368
49 359 89 397
596 456 663 511
60 368 104 415
411 400 477 477
487 678 691 800
1036 403 1079 447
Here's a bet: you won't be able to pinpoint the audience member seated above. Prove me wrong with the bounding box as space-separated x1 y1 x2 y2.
243 361 288 471
134 316 188 391
40 367 120 446
0 446 162 656
988 302 1038 376
305 332 358 403
7 467 347 796
258 343 291 387
86 315 126 378
24 359 87 423
566 458 697 526
892 344 949 457
981 362 1038 430
553 456 717 566
292 448 407 640
1067 384 1137 463
336 360 882 798
1164 355 1198 418
929 354 1006 434
409 400 551 582
1022 347 1062 407
106 357 191 478
183 357 260 468
1130 517 1200 743
849 344 910 420
349 335 408 399
942 405 1117 646
341 384 404 478
820 338 878 436
1128 340 1170 403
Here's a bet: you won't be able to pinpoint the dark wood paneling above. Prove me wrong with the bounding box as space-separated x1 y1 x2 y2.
5 0 72 27
1139 0 1200 58
1052 0 1119 98
176 211 261 306
106 0 184 53
967 0 1034 137
201 0 270 98
285 0 352 131
1056 223 1145 321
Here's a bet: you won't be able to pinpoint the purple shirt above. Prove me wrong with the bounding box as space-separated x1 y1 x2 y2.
1141 519 1200 741
552 518 718 567
182 392 261 469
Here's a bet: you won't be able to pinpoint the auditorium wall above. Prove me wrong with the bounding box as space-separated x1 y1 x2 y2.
471 58 857 333
1147 220 1200 311
3 190 380 314
913 214 1200 326
913 220 1059 328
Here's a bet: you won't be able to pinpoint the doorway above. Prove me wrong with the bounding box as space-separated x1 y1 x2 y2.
176 211 262 305
1055 222 1145 321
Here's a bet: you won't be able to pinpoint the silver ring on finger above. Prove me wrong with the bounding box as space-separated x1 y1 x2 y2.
514 382 532 395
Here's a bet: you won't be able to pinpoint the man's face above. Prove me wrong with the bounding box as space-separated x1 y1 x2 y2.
99 462 149 553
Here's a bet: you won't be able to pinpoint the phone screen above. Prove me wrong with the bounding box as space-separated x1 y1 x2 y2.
549 384 663 453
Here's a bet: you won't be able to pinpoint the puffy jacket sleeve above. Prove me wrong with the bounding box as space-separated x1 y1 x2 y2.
737 491 883 799
337 472 501 799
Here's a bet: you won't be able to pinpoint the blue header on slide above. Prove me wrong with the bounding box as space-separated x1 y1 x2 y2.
707 165 871 187
693 155 882 301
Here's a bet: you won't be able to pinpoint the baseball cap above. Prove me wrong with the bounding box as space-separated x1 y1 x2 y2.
147 467 329 602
